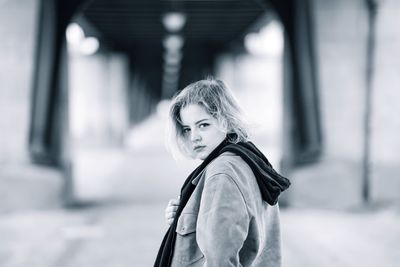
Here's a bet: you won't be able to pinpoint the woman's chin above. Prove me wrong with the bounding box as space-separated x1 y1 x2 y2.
192 151 206 160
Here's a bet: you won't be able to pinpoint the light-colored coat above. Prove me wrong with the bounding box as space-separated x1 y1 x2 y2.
171 152 282 267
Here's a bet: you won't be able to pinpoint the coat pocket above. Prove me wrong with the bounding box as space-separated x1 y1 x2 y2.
173 213 204 266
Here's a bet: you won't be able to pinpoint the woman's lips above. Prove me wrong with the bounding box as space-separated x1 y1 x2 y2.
194 145 206 152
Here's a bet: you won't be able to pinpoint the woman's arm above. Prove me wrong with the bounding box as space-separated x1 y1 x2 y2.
196 173 250 267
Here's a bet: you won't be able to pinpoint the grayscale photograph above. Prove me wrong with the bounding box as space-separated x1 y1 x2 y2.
0 0 399 266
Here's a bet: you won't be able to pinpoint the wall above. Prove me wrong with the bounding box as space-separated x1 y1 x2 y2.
290 0 400 209
69 52 130 147
0 0 63 211
0 0 37 163
370 0 400 203
68 50 130 200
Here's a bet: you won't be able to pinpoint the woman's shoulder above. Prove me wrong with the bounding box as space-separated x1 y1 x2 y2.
205 152 251 179
204 152 260 204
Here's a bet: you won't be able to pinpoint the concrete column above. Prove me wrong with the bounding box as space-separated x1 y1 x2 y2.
69 52 130 147
68 50 130 201
290 0 370 208
370 0 400 203
215 51 284 169
0 0 39 163
0 0 65 210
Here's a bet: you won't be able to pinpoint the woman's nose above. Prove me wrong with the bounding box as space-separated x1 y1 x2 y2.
190 130 201 142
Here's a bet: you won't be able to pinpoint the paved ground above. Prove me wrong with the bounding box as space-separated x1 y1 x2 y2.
0 147 399 267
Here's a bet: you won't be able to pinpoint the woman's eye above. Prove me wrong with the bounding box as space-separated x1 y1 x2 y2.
199 123 209 129
182 128 190 134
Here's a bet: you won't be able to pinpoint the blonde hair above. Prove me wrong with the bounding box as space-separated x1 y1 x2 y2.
166 77 250 159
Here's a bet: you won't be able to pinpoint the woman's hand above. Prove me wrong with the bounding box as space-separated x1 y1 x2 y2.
165 196 180 226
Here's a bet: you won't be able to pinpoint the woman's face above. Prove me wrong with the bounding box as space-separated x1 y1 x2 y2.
179 104 227 160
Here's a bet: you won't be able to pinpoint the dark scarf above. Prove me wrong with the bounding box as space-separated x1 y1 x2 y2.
154 136 291 267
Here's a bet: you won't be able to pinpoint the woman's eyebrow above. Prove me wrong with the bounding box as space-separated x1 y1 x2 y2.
181 118 209 127
195 119 209 125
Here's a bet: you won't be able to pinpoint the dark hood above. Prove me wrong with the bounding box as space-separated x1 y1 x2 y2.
221 141 291 205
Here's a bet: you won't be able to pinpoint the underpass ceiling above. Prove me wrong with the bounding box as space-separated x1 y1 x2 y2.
82 0 267 50
77 0 269 96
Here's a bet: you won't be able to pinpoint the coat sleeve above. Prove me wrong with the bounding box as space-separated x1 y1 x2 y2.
196 173 250 267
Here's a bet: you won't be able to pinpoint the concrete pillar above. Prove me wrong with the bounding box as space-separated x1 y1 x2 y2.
288 0 369 208
68 50 130 200
69 52 130 147
215 51 284 169
0 0 64 210
0 0 38 163
290 0 400 208
370 0 400 203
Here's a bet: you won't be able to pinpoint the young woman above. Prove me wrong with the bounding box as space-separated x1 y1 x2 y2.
155 78 290 267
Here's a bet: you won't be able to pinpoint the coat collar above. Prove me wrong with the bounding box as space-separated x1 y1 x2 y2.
191 171 203 185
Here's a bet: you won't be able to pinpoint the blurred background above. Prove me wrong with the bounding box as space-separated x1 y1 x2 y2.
0 0 399 266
